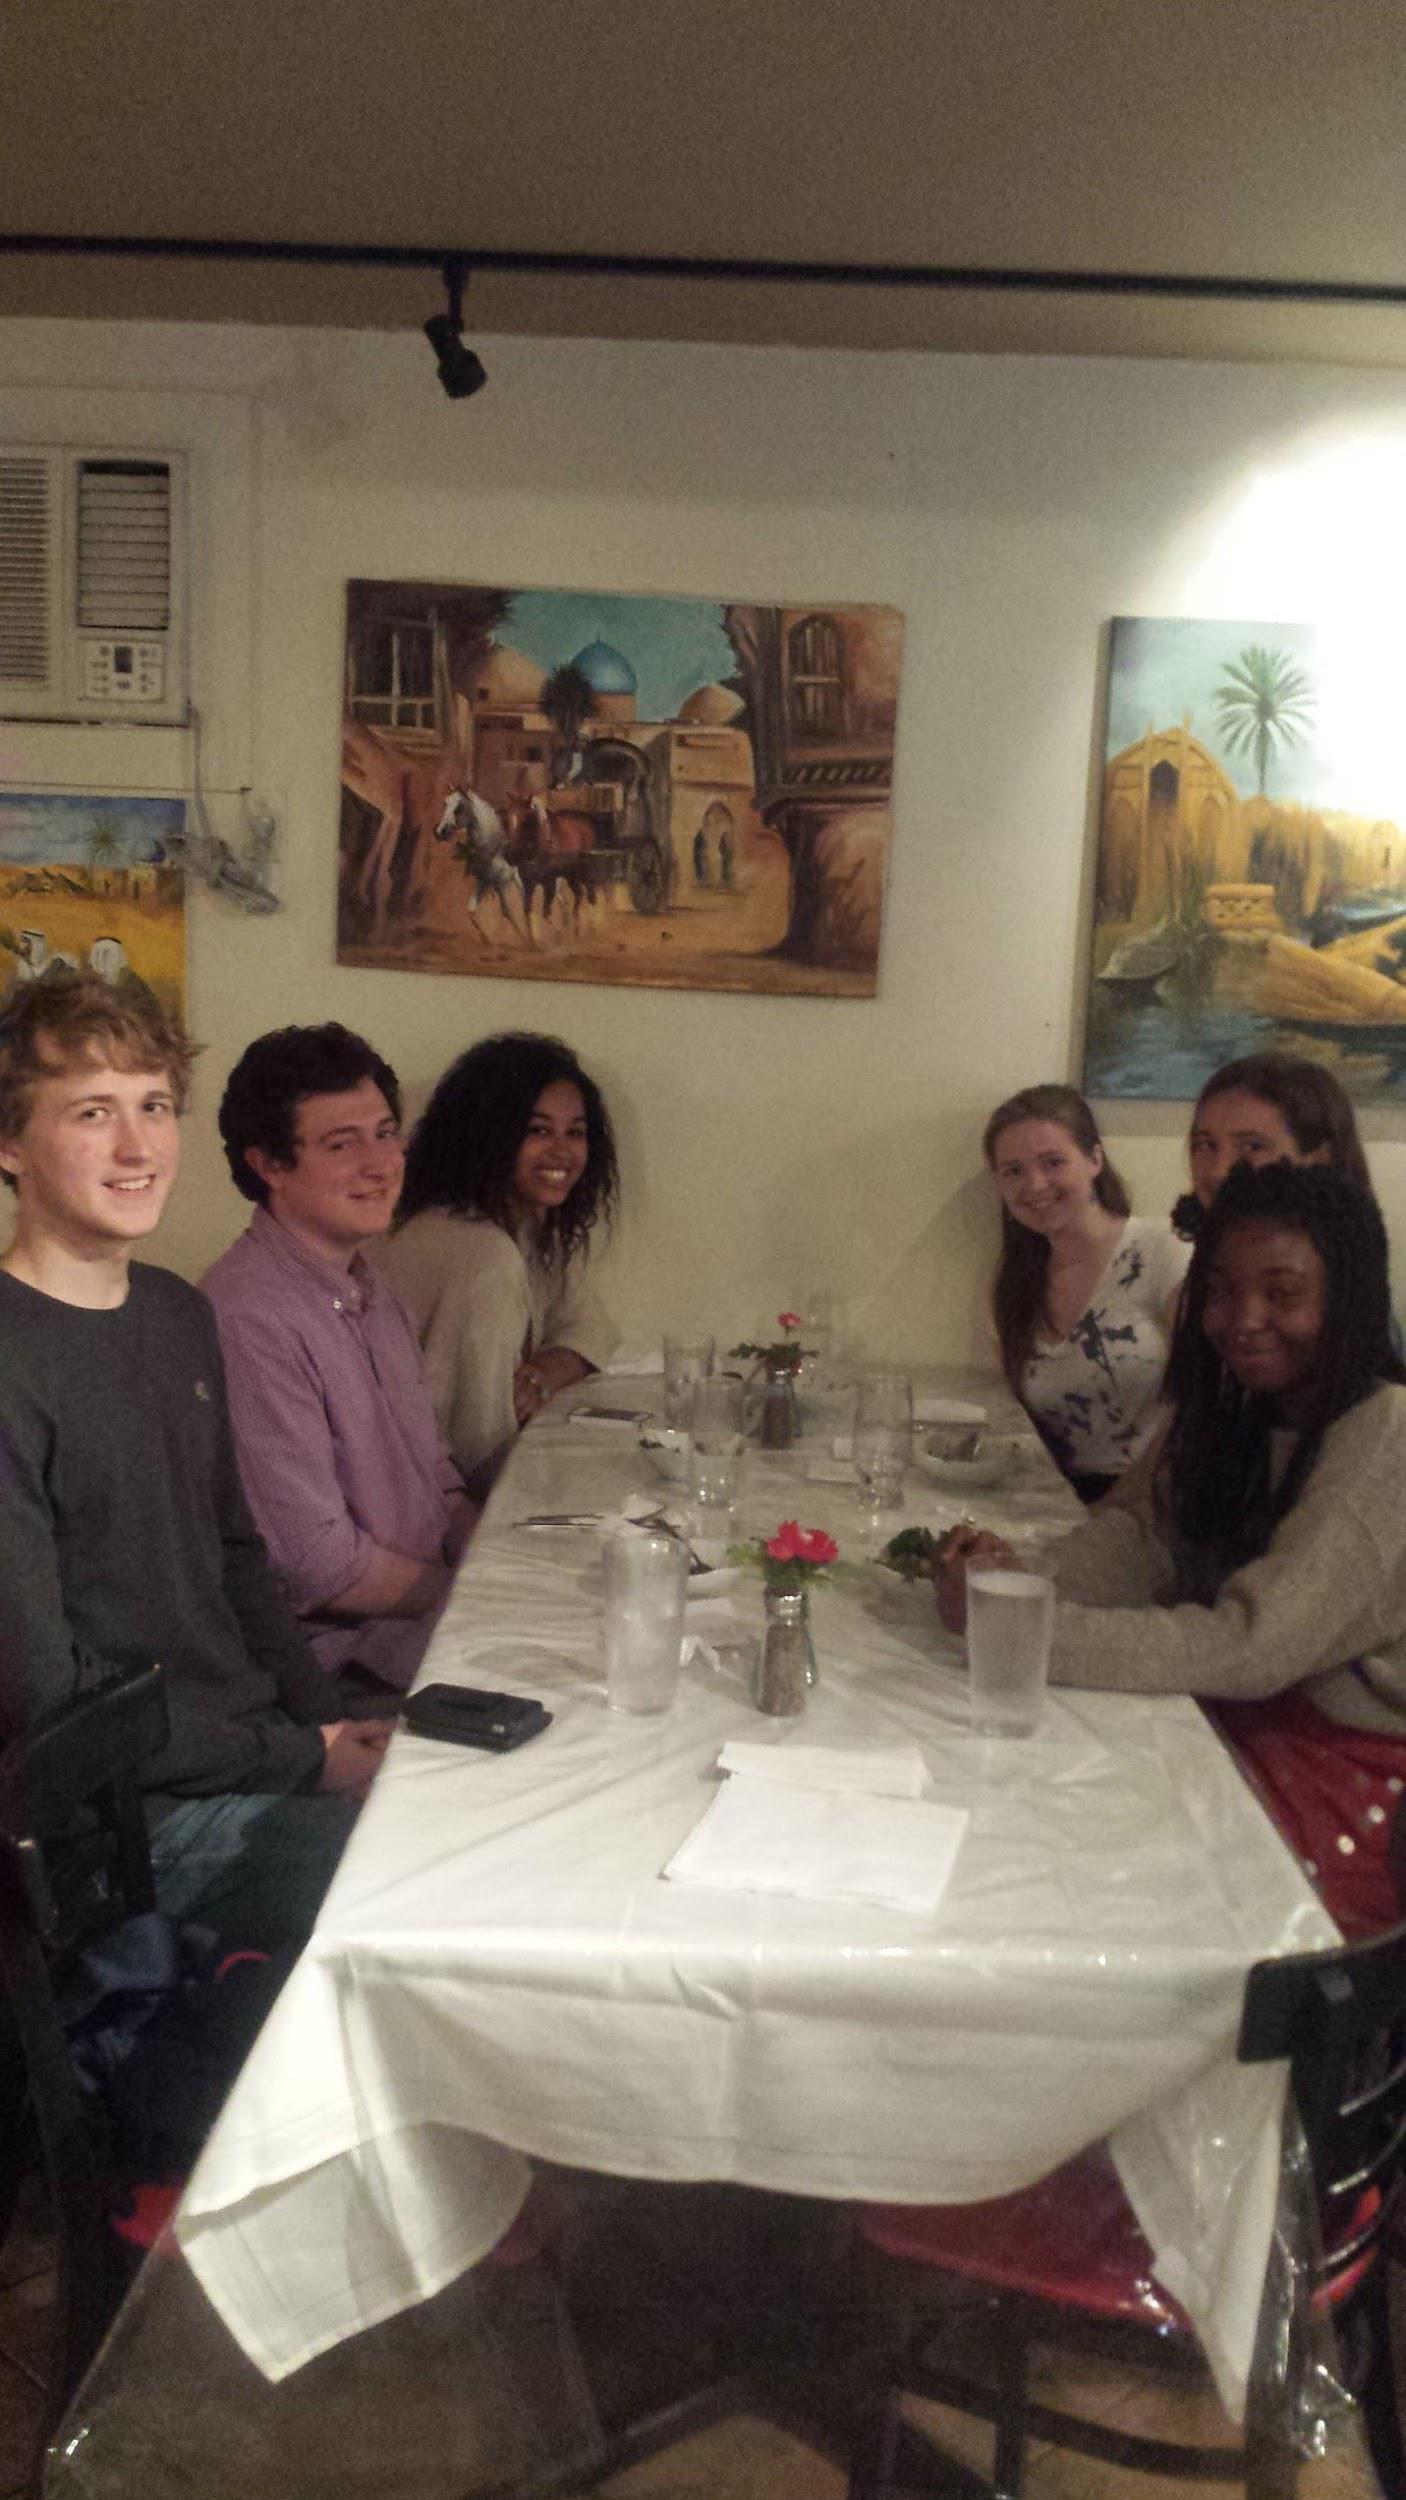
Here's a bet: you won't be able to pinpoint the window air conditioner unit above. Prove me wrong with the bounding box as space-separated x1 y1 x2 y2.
0 446 189 724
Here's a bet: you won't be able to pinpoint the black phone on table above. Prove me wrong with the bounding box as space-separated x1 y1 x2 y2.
403 1684 552 1751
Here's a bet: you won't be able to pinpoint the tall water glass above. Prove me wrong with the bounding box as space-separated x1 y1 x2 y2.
853 1373 913 1544
687 1375 747 1516
966 1567 1056 1737
602 1528 688 1716
663 1333 715 1427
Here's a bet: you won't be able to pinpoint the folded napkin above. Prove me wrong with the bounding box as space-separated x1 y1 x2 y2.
681 1599 749 1671
605 1349 665 1375
663 1776 968 1915
915 1395 986 1427
716 1740 927 1798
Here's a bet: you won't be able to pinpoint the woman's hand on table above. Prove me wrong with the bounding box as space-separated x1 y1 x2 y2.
933 1524 1015 1634
318 1719 395 1796
512 1346 593 1424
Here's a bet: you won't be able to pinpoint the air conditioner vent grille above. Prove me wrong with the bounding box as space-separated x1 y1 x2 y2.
0 456 51 683
76 461 171 631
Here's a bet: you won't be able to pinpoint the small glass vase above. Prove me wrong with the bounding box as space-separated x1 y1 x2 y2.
757 1359 800 1450
753 1585 817 1716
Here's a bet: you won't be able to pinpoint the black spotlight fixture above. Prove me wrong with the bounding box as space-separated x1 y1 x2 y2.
424 258 488 400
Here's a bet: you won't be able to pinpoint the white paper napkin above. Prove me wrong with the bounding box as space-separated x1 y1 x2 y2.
681 1599 749 1670
663 1776 968 1914
605 1349 665 1375
716 1741 927 1798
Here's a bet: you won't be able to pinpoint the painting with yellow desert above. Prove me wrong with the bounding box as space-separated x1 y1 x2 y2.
0 793 186 1015
1085 617 1406 1102
337 581 903 996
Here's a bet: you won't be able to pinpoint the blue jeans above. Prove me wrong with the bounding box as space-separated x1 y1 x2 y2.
146 1791 359 1957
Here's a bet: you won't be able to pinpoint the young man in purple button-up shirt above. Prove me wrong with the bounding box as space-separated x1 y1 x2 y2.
203 1025 475 1693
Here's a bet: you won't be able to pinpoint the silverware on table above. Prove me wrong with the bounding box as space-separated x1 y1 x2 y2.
511 1512 604 1529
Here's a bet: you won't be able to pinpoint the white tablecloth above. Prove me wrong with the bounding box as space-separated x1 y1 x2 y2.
176 1381 1335 2412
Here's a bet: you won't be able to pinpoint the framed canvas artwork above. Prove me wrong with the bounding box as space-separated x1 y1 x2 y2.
336 580 904 997
0 792 187 1015
1084 617 1406 1101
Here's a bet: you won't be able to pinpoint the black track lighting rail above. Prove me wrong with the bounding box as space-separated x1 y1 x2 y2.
3 230 1406 311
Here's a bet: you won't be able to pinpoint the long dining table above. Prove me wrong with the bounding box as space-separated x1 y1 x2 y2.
160 1369 1337 2444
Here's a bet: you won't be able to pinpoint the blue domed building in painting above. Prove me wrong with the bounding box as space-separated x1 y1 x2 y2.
571 639 637 722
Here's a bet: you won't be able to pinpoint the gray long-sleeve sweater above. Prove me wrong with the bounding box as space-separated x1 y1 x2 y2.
0 1263 338 1797
1043 1381 1406 1734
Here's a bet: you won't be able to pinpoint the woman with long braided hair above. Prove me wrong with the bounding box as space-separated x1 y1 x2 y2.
938 1162 1406 1933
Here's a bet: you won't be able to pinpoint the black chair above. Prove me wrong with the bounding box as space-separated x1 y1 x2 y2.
0 1664 172 2462
850 1917 1406 2500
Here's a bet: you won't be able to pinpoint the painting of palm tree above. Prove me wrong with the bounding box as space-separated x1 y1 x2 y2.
1084 615 1406 1104
1212 645 1315 795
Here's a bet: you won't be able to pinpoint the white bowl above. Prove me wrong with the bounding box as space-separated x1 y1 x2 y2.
913 1435 1015 1491
638 1424 690 1484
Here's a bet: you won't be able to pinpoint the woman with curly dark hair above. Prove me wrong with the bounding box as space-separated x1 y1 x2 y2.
939 1162 1406 1935
375 1033 619 1492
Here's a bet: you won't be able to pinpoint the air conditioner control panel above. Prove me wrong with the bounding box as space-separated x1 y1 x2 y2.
80 638 167 704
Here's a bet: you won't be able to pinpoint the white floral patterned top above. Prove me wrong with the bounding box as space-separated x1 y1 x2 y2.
1020 1216 1191 1482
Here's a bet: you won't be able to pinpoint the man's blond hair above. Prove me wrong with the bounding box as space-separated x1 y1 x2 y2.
0 975 198 1183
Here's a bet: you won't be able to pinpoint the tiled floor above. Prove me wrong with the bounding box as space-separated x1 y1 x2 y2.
11 2174 1404 2499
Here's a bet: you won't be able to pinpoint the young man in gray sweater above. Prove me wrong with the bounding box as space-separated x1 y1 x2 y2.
0 974 393 1952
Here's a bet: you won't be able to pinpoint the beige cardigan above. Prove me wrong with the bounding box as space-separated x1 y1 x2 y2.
1042 1382 1406 1735
373 1210 618 1491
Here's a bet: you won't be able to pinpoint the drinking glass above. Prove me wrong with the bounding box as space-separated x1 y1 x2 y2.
602 1528 688 1716
965 1567 1056 1737
663 1333 715 1427
853 1373 913 1543
687 1375 747 1516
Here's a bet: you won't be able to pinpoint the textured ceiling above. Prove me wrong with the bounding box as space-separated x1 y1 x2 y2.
5 0 1406 361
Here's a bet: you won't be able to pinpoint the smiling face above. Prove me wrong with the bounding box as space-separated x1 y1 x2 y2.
509 1080 589 1222
0 1049 181 1257
1201 1217 1327 1406
246 1077 404 1263
1187 1087 1326 1210
988 1117 1104 1238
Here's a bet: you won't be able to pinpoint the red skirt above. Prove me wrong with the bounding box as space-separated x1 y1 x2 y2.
1206 1689 1406 1939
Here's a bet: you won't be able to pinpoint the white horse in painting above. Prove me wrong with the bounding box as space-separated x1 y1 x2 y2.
434 786 533 947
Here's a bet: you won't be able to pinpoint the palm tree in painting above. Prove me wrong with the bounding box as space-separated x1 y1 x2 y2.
542 662 596 783
1213 646 1314 795
84 819 128 891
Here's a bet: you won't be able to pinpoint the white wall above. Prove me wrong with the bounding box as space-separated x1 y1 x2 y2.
4 318 1406 1354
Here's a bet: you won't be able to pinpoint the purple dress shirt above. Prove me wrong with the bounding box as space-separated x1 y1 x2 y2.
202 1208 462 1688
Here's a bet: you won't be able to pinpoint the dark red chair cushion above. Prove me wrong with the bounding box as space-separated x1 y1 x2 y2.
858 2146 1189 2330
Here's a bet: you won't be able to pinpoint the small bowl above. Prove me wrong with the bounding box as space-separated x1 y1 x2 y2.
638 1423 690 1484
913 1433 1014 1491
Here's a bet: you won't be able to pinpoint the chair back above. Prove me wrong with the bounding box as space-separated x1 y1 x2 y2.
0 1665 169 2423
1238 1917 1406 2289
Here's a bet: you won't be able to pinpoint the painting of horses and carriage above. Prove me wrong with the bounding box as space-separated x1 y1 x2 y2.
1084 616 1406 1103
337 580 904 996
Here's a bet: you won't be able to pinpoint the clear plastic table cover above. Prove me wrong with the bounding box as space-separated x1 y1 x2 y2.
47 1376 1378 2493
45 2148 1385 2499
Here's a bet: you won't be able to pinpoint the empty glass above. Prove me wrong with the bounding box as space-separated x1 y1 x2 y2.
602 1528 688 1715
663 1333 715 1427
853 1373 913 1545
966 1567 1056 1736
687 1375 747 1515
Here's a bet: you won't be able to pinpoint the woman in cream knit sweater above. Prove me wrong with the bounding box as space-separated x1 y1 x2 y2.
938 1161 1406 1936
